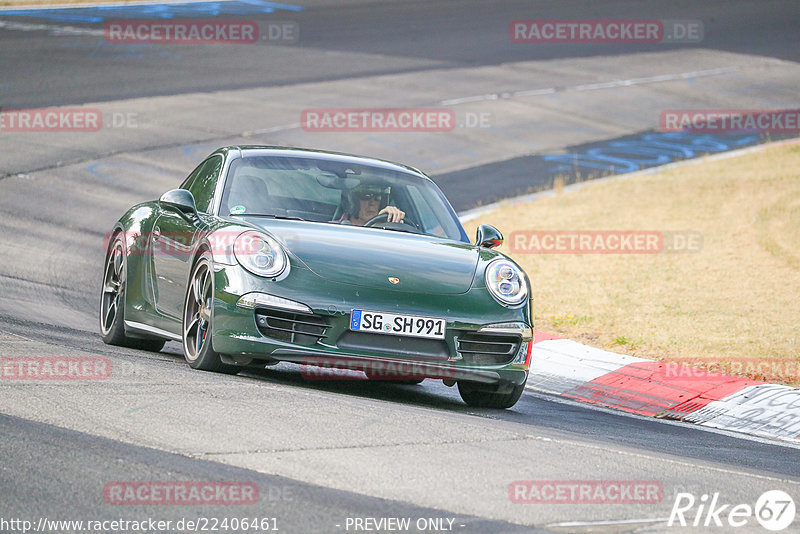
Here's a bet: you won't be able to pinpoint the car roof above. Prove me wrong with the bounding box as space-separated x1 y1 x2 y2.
217 145 430 181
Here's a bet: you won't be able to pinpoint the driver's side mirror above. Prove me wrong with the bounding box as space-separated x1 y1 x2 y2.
159 189 198 217
476 224 503 249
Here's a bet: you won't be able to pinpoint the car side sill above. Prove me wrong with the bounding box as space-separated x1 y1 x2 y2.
124 320 182 342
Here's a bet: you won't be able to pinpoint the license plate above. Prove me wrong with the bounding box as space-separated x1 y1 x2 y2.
350 310 446 340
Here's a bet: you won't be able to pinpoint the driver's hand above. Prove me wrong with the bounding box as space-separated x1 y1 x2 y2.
379 206 405 223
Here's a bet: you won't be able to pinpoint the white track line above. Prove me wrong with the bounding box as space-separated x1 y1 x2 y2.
242 123 302 136
441 66 740 106
547 517 670 528
0 19 103 35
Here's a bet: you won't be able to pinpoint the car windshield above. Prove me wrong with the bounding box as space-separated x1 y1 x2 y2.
219 154 469 242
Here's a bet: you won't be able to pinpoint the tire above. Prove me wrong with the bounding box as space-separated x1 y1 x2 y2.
128 338 167 352
182 253 238 374
100 234 166 352
457 380 526 409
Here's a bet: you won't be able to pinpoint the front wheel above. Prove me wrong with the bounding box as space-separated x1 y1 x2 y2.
182 254 238 374
457 380 526 409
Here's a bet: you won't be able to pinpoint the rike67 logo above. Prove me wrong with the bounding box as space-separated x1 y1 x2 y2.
669 490 795 531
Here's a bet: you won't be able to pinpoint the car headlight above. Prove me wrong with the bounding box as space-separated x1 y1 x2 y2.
485 259 528 306
234 230 287 278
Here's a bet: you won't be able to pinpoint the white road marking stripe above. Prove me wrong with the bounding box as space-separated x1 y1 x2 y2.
440 66 740 106
510 87 556 98
547 518 670 527
0 19 103 35
242 122 302 136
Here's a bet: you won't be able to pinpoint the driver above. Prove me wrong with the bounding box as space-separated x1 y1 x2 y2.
337 184 405 226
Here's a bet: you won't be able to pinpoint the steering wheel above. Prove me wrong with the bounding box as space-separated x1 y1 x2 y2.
363 212 422 233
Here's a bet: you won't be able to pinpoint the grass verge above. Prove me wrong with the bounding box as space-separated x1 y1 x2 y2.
463 141 800 386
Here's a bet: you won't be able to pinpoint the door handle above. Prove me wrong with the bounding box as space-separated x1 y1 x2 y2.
153 226 161 240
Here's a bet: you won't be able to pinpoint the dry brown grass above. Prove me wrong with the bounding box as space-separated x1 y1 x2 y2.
464 142 800 385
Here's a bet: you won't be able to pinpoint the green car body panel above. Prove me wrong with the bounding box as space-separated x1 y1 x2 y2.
102 146 533 406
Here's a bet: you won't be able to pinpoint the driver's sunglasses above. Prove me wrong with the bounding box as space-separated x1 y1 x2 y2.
356 192 383 201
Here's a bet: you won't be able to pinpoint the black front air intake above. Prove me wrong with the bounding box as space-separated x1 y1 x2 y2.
456 332 520 365
255 309 329 345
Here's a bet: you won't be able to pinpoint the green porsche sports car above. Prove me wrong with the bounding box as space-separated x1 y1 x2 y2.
100 146 533 408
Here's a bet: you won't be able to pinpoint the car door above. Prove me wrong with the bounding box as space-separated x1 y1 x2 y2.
152 155 222 322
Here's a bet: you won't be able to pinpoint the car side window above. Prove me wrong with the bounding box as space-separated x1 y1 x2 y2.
405 185 442 234
181 156 222 214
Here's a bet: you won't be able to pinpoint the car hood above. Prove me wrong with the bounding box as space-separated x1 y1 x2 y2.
249 220 479 294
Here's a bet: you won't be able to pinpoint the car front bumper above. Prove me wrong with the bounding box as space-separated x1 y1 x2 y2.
210 262 532 386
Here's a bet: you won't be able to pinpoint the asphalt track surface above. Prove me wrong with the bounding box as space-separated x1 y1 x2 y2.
1 0 799 108
1 1 800 533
